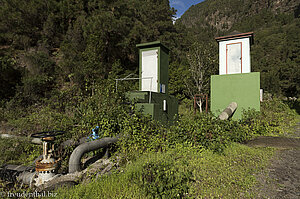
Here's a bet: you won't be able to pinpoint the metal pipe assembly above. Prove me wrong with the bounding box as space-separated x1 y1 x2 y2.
0 164 36 186
218 102 238 120
0 131 65 187
68 136 119 173
0 130 120 188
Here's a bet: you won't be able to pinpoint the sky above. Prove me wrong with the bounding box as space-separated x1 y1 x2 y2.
170 0 205 18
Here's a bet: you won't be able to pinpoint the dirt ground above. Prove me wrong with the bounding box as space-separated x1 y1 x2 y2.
247 121 300 199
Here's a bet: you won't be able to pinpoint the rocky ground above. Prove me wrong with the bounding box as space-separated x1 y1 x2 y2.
247 121 300 199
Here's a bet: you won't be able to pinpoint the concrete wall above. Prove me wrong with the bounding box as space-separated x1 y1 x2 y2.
210 72 260 120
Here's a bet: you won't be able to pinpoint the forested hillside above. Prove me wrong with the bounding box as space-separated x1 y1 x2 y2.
1 0 299 111
0 0 181 104
178 0 300 97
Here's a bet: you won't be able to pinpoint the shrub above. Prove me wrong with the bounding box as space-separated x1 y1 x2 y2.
0 138 41 166
168 113 231 153
127 149 193 199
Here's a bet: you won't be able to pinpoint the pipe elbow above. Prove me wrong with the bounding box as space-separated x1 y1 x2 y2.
68 137 118 173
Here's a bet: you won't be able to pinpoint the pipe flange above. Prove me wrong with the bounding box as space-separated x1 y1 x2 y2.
35 159 60 173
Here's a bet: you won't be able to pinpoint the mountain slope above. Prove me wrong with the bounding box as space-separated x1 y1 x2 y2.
179 0 299 33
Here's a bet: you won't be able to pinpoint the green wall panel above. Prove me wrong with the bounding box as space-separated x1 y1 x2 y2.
211 72 260 120
160 48 169 93
126 91 178 125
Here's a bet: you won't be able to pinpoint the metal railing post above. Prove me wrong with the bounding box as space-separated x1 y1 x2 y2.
149 78 153 104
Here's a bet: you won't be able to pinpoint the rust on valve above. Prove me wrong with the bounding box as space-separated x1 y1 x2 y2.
42 136 55 141
35 159 60 172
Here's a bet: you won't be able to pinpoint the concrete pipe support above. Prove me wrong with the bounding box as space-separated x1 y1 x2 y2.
218 102 238 120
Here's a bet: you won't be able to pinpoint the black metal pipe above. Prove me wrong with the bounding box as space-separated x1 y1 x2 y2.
68 137 119 173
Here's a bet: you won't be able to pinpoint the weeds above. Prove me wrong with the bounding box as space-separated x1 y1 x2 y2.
53 143 274 199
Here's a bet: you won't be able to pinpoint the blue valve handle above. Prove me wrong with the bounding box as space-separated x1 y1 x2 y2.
88 126 100 140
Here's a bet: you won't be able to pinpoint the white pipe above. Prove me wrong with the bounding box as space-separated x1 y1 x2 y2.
0 134 42 144
218 102 238 120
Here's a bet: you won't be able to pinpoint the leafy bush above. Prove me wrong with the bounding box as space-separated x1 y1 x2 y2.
116 113 167 162
131 151 192 198
239 98 298 138
0 138 41 166
141 161 187 198
285 98 300 115
261 98 297 132
167 113 238 153
7 105 74 136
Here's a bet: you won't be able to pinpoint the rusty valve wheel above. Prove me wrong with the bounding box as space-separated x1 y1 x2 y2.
31 131 66 185
31 130 65 139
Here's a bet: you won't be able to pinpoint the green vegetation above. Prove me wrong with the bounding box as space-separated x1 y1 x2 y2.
0 138 41 166
1 0 298 107
54 144 274 199
0 0 299 198
50 95 296 198
0 83 297 198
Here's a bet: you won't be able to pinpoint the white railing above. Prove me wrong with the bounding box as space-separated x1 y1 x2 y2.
115 75 153 103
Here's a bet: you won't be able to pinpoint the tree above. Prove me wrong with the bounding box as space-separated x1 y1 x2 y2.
18 51 56 105
0 56 21 100
58 0 178 93
0 0 55 49
186 41 218 112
